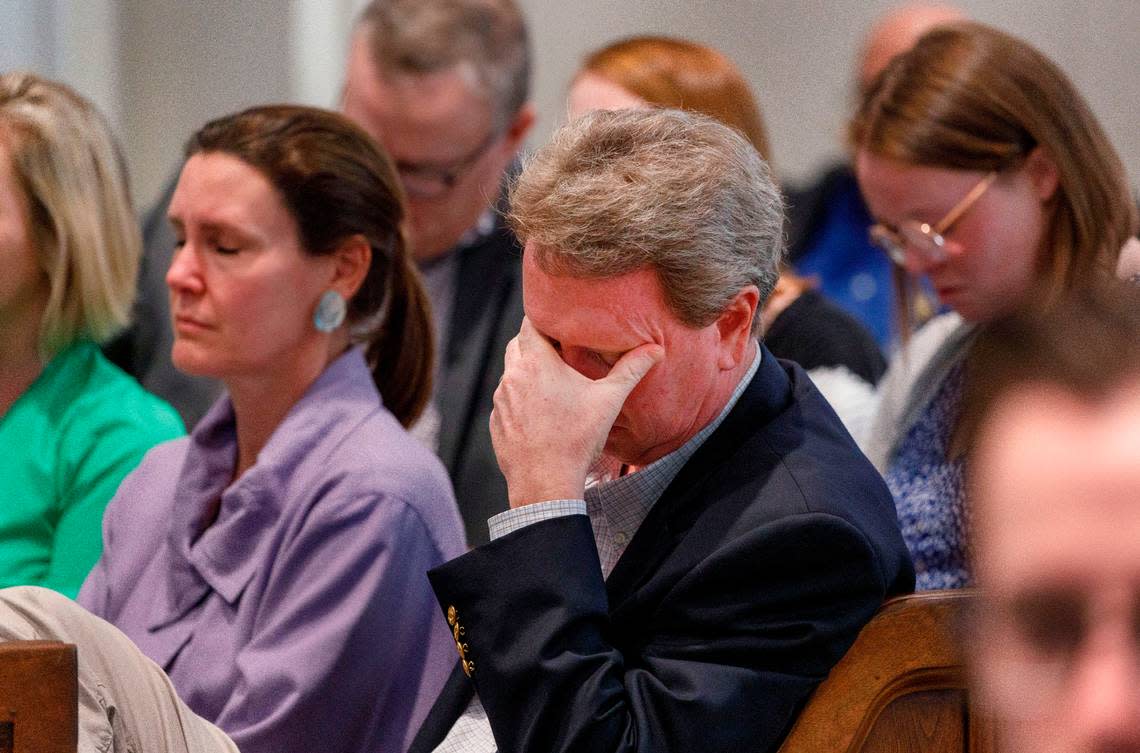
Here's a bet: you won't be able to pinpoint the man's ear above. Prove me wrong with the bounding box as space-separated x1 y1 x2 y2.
1025 145 1060 202
715 285 759 369
330 234 372 300
501 103 536 154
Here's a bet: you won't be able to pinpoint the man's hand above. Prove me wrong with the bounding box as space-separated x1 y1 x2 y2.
490 318 663 508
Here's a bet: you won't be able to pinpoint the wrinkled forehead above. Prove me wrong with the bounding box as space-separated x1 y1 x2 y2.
521 246 673 338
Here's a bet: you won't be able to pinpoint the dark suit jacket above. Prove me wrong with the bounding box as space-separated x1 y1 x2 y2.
410 348 915 753
436 217 524 546
765 289 886 384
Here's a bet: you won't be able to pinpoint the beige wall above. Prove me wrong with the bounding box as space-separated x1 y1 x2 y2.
518 0 1140 191
118 0 293 209
10 1 1133 209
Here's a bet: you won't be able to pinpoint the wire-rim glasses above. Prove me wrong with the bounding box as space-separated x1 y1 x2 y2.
869 170 998 267
394 130 503 199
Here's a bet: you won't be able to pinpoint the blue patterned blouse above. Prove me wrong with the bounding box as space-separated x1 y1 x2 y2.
884 359 970 590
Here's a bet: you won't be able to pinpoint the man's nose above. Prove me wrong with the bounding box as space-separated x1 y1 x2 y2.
1065 628 1140 750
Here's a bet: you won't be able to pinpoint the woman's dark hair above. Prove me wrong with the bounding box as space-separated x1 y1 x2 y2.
187 105 433 426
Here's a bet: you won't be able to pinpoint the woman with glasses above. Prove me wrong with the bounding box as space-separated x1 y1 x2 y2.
852 21 1138 590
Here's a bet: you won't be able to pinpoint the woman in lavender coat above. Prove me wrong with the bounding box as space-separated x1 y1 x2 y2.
77 105 466 753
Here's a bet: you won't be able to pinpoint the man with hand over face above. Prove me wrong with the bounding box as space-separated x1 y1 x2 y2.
410 109 914 753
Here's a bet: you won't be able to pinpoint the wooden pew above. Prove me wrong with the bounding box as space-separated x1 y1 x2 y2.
0 641 77 753
779 590 997 753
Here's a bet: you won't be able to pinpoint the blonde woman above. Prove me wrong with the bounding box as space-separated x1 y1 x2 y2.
0 73 183 597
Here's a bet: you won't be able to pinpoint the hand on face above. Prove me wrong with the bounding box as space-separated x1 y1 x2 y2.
490 317 664 508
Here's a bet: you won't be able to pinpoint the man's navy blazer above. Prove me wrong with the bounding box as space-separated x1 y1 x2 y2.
409 346 915 753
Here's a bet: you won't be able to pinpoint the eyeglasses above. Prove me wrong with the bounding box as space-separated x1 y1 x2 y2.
869 171 998 267
394 130 502 200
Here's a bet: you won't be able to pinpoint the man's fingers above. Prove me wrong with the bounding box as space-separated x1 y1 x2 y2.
517 316 562 360
604 343 664 393
503 333 521 370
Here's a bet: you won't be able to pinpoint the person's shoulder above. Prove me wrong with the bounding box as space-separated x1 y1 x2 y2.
93 433 190 563
713 372 911 589
686 390 910 597
64 344 185 440
312 409 463 542
787 289 873 338
770 290 887 382
902 311 968 363
49 346 184 487
731 360 895 517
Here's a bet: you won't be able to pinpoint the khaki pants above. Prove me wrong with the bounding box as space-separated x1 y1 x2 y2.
0 586 239 753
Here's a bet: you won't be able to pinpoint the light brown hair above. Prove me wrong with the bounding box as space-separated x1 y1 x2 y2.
508 108 783 335
962 280 1140 454
187 105 434 427
850 21 1138 332
0 72 140 353
579 35 771 162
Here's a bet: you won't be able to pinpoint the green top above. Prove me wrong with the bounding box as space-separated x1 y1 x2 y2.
0 340 184 597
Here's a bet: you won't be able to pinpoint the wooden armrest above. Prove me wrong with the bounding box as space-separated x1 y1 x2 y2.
0 641 78 753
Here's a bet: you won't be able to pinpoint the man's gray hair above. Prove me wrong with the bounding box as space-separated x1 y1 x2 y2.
508 108 784 335
358 0 530 130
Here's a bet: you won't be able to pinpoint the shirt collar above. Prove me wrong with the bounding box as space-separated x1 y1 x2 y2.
163 346 380 611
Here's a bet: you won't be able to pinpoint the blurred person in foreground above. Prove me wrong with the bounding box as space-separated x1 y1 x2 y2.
568 35 886 437
407 108 913 753
0 72 183 598
968 282 1140 753
78 105 466 753
853 21 1138 589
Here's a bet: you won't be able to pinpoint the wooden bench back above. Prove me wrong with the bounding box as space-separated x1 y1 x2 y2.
0 641 77 753
779 590 997 753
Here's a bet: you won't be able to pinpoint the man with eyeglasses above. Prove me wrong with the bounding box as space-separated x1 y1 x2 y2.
968 284 1140 753
338 0 534 546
